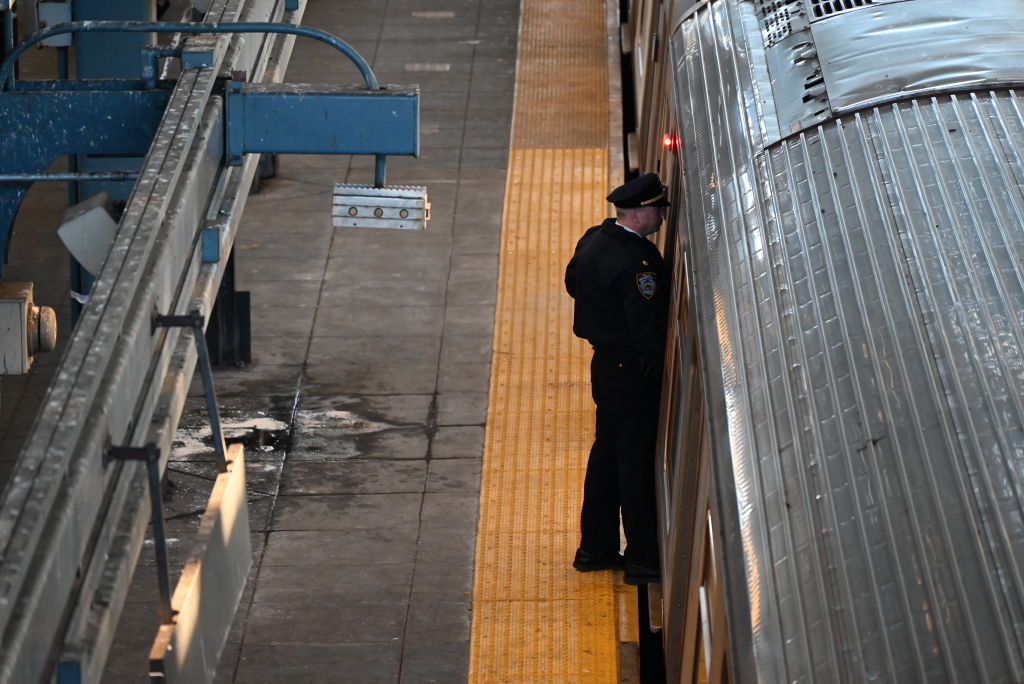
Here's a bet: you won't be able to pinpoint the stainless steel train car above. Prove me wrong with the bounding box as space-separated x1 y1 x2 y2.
623 1 1024 681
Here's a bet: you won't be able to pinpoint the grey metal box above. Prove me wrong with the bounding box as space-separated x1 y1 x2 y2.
37 2 73 47
0 283 33 374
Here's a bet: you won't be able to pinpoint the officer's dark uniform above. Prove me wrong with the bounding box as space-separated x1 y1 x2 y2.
564 173 669 585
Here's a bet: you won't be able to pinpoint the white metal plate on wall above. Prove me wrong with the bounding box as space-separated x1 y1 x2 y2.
0 283 31 375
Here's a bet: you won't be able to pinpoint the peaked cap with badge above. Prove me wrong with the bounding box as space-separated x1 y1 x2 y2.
606 172 671 209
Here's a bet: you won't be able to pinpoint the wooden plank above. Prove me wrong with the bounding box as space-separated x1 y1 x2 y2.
148 445 251 684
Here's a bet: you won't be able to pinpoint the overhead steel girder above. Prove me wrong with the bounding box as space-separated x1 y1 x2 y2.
3 81 167 157
0 76 423 272
0 83 170 272
0 24 418 273
0 0 307 680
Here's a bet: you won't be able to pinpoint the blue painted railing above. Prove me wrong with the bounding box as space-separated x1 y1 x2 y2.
0 21 380 91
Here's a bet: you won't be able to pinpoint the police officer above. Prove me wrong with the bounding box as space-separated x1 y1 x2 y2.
564 173 669 585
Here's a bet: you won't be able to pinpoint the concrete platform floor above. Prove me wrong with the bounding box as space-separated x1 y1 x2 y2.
101 1 519 682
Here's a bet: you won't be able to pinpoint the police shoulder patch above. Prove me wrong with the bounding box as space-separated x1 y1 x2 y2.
636 272 657 299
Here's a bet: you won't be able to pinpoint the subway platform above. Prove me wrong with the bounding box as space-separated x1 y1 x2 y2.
0 0 639 681
102 0 518 680
100 1 520 679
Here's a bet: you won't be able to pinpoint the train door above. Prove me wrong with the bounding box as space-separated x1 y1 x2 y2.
643 1 730 680
655 185 731 684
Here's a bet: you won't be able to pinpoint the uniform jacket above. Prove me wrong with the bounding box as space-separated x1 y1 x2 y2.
564 218 669 364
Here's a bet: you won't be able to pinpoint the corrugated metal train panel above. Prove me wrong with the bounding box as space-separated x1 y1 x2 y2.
670 1 1024 681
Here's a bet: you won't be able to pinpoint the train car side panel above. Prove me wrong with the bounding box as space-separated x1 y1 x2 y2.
652 0 1024 681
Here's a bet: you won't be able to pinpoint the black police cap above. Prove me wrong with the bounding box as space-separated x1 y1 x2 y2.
606 173 670 209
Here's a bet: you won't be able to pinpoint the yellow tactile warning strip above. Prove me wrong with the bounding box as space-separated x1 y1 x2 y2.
511 0 609 150
469 0 624 680
471 148 616 681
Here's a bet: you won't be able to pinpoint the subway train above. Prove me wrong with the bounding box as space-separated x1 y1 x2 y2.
623 0 1024 682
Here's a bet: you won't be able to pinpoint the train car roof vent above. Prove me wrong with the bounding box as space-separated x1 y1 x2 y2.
806 0 914 20
809 0 873 18
755 0 805 48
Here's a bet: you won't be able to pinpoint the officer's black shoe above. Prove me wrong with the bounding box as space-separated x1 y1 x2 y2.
623 563 661 585
573 548 626 572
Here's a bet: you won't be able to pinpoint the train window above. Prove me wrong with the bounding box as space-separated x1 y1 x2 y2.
684 339 703 469
670 352 696 506
683 251 697 328
636 41 645 83
699 584 713 681
661 342 685 523
704 508 731 684
677 256 688 332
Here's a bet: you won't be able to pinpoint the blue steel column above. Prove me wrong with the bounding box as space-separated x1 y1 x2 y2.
72 0 154 79
69 0 152 319
70 0 154 204
56 43 87 317
3 10 14 59
2 9 13 88
56 48 79 207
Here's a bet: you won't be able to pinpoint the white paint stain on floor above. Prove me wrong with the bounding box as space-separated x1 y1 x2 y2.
173 415 288 457
295 409 392 433
172 408 393 457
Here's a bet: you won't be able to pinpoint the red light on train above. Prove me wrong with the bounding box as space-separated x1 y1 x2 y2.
662 132 680 152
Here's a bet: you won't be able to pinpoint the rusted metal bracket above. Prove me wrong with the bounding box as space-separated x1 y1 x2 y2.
105 444 177 627
153 310 229 472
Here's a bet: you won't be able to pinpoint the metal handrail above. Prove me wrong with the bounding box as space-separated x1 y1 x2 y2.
0 20 380 91
0 171 140 183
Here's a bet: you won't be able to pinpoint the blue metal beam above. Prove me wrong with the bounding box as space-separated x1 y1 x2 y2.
1 86 166 159
0 19 393 266
0 86 169 271
0 172 139 182
225 82 419 162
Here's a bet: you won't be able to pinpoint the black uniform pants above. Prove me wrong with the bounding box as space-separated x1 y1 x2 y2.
579 349 661 567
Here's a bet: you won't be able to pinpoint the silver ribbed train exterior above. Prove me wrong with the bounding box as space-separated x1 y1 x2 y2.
633 0 1024 681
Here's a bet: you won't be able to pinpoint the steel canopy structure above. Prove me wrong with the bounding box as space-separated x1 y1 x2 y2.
0 0 422 681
